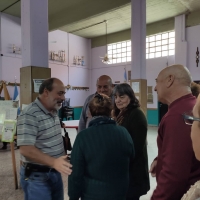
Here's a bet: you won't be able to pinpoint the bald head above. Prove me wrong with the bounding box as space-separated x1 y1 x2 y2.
155 65 192 105
160 65 192 87
96 75 113 97
96 75 113 85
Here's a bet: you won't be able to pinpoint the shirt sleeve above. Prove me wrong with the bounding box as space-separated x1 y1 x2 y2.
151 115 194 200
78 95 93 133
17 113 38 146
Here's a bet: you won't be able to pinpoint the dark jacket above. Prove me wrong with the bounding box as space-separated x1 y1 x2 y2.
68 116 135 200
121 107 150 198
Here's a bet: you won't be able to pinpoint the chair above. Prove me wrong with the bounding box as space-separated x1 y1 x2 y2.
61 106 74 121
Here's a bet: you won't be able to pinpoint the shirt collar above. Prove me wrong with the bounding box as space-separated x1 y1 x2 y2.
35 98 57 116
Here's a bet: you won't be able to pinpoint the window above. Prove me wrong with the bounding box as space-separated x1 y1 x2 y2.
146 31 175 59
107 41 131 64
107 31 175 64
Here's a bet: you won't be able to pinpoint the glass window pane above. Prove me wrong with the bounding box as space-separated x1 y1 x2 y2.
156 46 161 51
162 39 168 45
117 58 121 63
117 48 122 53
156 52 161 58
162 51 168 57
122 52 126 57
169 31 175 37
146 43 149 48
149 53 155 59
156 41 161 46
149 36 155 42
169 38 175 43
108 45 112 50
127 57 131 62
113 44 116 49
108 50 112 55
150 42 155 47
122 42 126 47
112 59 116 64
146 48 149 53
117 53 121 58
146 54 149 59
127 41 131 46
108 60 112 64
156 35 161 40
127 46 131 51
122 57 126 62
162 33 168 39
113 54 117 58
117 43 121 48
127 51 131 56
162 45 168 51
113 49 117 54
146 38 149 42
169 50 175 55
122 47 126 52
150 48 155 53
169 44 175 49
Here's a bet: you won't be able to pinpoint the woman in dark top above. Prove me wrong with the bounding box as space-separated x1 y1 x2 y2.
68 93 135 200
112 83 150 200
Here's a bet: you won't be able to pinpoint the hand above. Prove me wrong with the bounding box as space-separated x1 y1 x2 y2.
149 159 157 177
53 155 72 175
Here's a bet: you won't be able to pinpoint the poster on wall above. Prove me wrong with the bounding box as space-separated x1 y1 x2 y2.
147 86 153 104
33 79 45 93
132 82 140 93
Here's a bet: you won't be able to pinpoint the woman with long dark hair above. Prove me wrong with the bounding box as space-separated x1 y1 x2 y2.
112 83 150 200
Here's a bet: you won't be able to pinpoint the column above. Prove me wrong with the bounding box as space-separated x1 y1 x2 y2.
130 0 147 115
20 0 51 105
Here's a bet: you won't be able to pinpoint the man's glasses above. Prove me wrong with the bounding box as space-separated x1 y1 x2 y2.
183 113 200 125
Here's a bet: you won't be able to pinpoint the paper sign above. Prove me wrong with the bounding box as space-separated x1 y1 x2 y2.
132 82 140 93
1 120 17 142
33 79 45 93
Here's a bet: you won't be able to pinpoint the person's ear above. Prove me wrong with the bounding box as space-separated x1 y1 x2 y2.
166 74 175 88
43 88 49 97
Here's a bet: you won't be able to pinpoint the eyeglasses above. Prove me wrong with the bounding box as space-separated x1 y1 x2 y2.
183 113 200 125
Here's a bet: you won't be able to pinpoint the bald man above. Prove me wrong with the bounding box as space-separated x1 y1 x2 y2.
78 75 113 132
150 65 200 200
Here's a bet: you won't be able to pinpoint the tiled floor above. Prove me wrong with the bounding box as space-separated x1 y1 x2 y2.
0 126 158 200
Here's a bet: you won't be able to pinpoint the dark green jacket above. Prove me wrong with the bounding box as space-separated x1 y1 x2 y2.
121 107 150 197
68 116 134 200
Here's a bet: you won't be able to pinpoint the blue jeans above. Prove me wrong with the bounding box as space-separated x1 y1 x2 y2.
20 166 64 200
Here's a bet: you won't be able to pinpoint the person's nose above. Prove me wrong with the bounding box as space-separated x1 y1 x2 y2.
115 97 120 103
154 86 157 92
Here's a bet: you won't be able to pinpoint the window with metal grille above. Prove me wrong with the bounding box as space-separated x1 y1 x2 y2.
107 31 175 64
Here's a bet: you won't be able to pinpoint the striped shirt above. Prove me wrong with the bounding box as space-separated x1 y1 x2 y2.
17 98 65 163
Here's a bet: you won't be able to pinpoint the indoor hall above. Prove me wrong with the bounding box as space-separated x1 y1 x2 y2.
1 0 200 200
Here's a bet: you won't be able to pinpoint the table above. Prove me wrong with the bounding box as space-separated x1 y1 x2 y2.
0 135 18 189
63 120 79 130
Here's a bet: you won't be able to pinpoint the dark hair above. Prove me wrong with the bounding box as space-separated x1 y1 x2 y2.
39 78 55 94
89 93 112 117
113 83 140 116
191 82 200 98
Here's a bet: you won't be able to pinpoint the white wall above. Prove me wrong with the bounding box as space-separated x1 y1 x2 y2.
186 25 200 81
0 13 91 106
